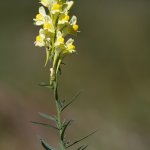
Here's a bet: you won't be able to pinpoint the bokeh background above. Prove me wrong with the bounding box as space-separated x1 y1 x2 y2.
0 0 150 150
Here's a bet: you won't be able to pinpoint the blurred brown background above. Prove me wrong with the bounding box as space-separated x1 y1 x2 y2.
0 0 150 150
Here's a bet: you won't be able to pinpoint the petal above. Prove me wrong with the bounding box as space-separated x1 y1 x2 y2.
57 31 62 38
39 6 46 16
40 0 52 7
66 1 74 11
70 15 77 25
39 28 45 35
66 38 74 45
35 21 44 25
45 15 52 23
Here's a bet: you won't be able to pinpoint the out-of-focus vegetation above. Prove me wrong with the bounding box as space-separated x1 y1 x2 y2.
0 0 150 150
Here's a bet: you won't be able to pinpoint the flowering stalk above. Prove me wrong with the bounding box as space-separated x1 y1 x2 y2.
34 0 78 87
33 0 95 150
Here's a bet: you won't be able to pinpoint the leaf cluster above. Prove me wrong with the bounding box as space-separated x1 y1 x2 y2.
32 87 96 150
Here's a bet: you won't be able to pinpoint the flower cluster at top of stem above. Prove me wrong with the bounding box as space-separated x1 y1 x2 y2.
33 0 79 87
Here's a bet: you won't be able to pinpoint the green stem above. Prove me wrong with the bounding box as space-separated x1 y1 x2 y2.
51 12 65 150
54 83 66 150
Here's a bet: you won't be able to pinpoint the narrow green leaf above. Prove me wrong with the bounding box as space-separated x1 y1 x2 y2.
61 120 72 141
39 82 49 86
45 48 50 67
31 121 58 130
81 145 88 150
40 139 56 150
66 130 97 149
61 90 82 112
56 59 62 75
38 82 53 89
77 145 84 150
77 145 88 150
39 112 56 122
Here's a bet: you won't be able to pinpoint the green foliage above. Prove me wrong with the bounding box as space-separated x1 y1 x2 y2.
40 139 56 150
32 89 96 149
66 130 97 149
33 0 95 150
39 112 57 122
31 121 58 130
61 120 72 141
39 82 54 89
77 145 88 150
61 90 82 112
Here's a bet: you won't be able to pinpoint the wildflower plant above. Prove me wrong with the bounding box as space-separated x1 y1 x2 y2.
33 0 95 150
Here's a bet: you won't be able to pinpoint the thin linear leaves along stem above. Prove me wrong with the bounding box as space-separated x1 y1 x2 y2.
32 0 95 150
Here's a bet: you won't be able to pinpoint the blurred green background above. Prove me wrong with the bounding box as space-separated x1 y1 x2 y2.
0 0 150 150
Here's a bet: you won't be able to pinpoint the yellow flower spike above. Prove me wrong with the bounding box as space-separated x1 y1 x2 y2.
73 24 79 31
36 14 44 20
58 37 64 43
43 22 52 30
52 3 61 11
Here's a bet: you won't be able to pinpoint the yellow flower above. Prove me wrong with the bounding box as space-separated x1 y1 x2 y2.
68 44 75 50
36 14 44 20
34 32 45 47
60 39 76 58
52 3 61 11
73 24 79 31
63 15 70 21
58 37 65 44
33 7 46 26
36 35 43 42
65 38 76 53
58 14 70 25
43 22 52 30
55 31 65 46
